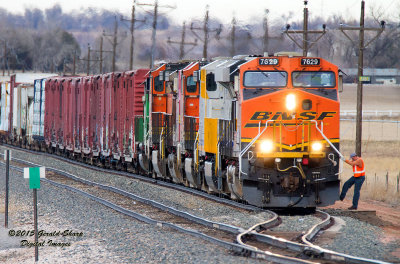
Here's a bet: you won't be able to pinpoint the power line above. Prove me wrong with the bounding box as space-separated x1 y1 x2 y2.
103 16 122 72
262 9 283 54
167 22 197 60
137 0 175 69
121 0 146 69
190 5 222 59
284 0 326 56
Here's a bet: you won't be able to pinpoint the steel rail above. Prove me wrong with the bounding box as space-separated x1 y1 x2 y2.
302 210 332 246
237 209 391 264
2 162 315 264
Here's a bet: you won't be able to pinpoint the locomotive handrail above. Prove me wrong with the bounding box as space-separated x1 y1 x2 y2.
160 127 165 159
239 120 274 177
216 140 221 175
193 132 199 171
311 120 343 159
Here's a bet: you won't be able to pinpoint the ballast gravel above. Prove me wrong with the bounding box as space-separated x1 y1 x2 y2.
0 165 265 263
319 216 399 262
0 146 396 263
0 146 274 230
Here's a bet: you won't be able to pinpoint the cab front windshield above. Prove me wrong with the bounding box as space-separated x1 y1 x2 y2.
243 71 287 88
292 71 335 88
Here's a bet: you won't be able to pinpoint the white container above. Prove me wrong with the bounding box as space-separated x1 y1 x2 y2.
0 82 10 132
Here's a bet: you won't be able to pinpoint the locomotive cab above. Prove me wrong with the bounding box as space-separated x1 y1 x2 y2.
148 62 189 180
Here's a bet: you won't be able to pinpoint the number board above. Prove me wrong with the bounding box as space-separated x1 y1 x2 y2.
301 58 320 66
259 58 279 66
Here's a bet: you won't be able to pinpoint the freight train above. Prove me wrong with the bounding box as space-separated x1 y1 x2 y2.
0 53 343 208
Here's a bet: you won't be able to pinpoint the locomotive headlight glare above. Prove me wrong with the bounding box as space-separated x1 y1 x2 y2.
260 140 274 153
311 142 323 152
286 94 296 111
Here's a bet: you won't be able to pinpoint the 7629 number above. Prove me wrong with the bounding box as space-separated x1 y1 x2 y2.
259 58 279 65
301 58 320 65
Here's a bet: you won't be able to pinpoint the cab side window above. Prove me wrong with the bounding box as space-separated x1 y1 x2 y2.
206 73 216 91
154 76 163 92
186 76 197 93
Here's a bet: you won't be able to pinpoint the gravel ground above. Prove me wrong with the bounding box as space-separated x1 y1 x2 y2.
2 146 396 263
320 216 399 263
270 215 320 232
0 165 265 263
0 146 274 230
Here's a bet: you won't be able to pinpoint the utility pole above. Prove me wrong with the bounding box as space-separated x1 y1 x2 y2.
87 44 91 76
229 17 236 57
190 5 222 59
284 0 326 56
2 41 5 76
340 0 385 156
150 0 158 69
263 9 269 53
92 37 112 74
121 0 146 69
112 18 117 72
77 44 103 75
73 50 76 75
103 16 119 72
261 9 283 54
99 36 103 73
167 22 197 60
137 0 174 68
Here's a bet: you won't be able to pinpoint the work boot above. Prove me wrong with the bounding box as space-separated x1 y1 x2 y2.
348 206 357 210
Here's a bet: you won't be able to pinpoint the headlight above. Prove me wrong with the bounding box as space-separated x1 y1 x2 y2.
260 140 274 153
311 142 323 151
286 94 296 111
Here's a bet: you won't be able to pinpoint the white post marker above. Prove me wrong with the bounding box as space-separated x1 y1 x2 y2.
4 150 11 161
23 167 45 262
4 150 11 228
24 167 45 189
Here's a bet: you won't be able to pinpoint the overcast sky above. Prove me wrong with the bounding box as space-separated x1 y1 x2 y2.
0 0 398 25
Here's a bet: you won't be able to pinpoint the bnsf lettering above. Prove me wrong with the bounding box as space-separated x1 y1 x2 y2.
271 112 293 120
250 112 272 120
298 111 317 120
316 112 336 120
250 111 336 121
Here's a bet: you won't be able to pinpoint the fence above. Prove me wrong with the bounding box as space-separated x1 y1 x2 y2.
341 110 400 117
340 119 400 141
340 171 400 203
364 172 400 192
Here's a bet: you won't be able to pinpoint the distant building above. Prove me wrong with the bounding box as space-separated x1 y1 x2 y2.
342 68 400 84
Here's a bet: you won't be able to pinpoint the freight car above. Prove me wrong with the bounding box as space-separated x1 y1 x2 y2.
0 53 343 209
0 73 54 146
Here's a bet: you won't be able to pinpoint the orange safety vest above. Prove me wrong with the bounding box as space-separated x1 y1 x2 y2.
353 158 365 177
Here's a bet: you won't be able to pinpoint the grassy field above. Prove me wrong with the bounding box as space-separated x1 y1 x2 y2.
339 140 400 205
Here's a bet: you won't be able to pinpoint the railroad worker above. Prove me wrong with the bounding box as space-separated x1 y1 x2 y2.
339 152 366 210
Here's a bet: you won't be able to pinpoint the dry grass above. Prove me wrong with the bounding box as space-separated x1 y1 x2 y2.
339 140 400 205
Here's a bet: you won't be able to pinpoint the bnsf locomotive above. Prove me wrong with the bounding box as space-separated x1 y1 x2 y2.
0 53 343 208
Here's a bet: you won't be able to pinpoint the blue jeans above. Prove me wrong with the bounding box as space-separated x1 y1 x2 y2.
340 176 365 208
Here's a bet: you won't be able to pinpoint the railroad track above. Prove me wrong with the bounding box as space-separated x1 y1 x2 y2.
0 143 261 213
0 149 391 264
2 155 313 263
